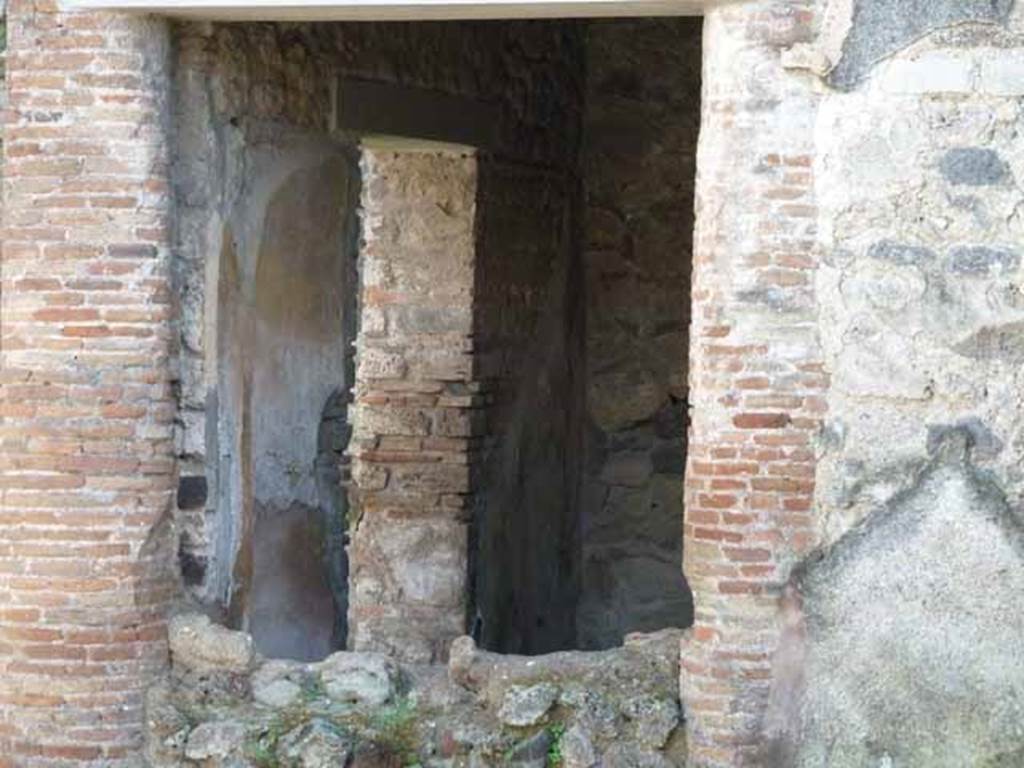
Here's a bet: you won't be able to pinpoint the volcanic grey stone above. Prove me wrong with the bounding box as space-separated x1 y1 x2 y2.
317 652 398 707
623 696 680 749
184 720 248 761
507 730 553 767
498 683 560 727
954 321 1024 364
251 660 306 709
177 475 208 510
560 724 598 768
828 0 1014 90
867 240 937 267
948 246 1020 277
602 745 674 768
940 148 1009 187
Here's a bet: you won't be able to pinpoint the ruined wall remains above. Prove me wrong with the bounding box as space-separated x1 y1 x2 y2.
576 18 700 651
6 1 1024 765
768 4 1024 764
683 1 1024 765
348 146 480 664
146 614 686 768
680 2 831 763
173 24 358 660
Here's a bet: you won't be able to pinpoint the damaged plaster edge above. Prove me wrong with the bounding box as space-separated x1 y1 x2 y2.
783 0 1017 89
796 425 1024 593
781 0 852 78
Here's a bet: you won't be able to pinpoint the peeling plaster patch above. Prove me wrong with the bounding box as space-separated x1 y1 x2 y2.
940 147 1011 187
927 418 1004 460
954 321 1024 363
948 245 1021 276
828 0 1015 91
772 428 1024 765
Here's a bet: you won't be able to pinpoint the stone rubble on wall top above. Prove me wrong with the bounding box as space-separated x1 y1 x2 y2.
150 614 687 766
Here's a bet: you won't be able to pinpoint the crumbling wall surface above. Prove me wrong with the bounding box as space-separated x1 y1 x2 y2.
773 433 1024 767
472 158 584 656
222 149 354 662
146 614 686 767
766 5 1024 764
576 18 700 651
826 0 1016 90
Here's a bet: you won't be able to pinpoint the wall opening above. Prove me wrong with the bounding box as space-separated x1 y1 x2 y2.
469 17 700 654
172 15 699 663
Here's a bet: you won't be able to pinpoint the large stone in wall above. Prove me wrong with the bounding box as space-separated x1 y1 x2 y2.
766 430 1024 766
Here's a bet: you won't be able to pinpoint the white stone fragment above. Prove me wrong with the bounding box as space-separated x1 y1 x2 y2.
979 52 1024 96
882 51 975 94
168 613 254 674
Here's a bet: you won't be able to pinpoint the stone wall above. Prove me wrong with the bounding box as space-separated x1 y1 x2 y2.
767 4 1024 764
348 146 480 664
146 614 686 768
682 1 1024 765
6 2 1024 765
576 18 701 650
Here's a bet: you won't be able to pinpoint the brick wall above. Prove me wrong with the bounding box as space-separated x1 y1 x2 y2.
0 1 175 764
680 2 824 765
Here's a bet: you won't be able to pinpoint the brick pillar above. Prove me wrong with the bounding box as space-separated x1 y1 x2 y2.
681 3 825 766
0 2 174 764
347 145 480 664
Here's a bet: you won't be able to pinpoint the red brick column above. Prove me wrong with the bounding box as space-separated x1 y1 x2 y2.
0 2 174 764
681 3 825 766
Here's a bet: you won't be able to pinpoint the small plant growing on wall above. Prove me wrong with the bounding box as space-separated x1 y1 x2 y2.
547 722 566 767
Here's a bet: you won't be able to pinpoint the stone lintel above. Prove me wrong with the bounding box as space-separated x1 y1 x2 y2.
64 0 719 21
